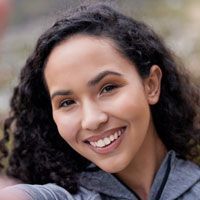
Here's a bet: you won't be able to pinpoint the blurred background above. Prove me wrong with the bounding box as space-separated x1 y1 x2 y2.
0 0 200 134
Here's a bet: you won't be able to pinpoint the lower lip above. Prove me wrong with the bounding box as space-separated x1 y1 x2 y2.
87 127 126 154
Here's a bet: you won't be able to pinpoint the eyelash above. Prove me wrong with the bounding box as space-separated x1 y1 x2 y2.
58 84 119 108
59 99 75 108
100 84 119 94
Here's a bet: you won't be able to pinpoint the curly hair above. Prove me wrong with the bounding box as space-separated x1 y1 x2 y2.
0 3 199 194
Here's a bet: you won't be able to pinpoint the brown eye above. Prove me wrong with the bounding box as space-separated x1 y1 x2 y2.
100 84 119 94
59 99 75 108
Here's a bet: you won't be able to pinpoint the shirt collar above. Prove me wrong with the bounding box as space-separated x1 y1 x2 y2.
78 150 199 200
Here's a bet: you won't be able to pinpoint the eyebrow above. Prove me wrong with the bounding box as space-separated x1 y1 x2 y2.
51 90 73 100
51 70 122 100
87 70 122 87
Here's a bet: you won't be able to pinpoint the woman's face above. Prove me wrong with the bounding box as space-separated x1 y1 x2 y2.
44 35 161 173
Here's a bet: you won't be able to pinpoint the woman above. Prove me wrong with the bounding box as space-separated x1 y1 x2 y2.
0 4 199 200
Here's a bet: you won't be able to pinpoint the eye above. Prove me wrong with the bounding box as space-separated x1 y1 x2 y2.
100 84 119 94
59 99 75 108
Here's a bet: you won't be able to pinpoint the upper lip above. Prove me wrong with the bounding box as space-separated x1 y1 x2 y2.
84 126 126 143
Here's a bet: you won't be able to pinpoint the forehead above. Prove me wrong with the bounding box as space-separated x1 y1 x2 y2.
44 35 137 90
46 35 122 70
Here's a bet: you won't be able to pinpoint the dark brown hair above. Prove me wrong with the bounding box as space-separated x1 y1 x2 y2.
1 4 199 193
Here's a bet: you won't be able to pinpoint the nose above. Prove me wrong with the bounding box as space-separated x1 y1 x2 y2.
81 100 108 131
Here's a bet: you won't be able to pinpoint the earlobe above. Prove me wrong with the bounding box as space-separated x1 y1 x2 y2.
144 65 162 105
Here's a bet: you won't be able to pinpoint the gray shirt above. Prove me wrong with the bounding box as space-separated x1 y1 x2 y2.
4 150 200 200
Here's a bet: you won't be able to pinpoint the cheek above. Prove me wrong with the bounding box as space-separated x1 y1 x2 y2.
110 89 149 120
53 111 80 142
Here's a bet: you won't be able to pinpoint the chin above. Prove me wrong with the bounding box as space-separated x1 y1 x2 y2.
96 157 131 174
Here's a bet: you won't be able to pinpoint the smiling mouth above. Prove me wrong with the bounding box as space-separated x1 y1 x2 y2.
84 126 126 153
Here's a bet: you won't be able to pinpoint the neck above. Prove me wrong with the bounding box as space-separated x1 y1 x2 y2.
115 124 167 200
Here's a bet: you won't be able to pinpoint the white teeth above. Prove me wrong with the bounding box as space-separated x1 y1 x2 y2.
90 141 96 147
89 128 125 148
104 137 111 145
96 139 105 147
118 130 121 136
110 135 115 141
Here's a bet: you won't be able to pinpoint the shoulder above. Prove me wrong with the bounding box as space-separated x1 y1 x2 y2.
177 178 200 200
173 155 200 176
0 183 102 200
162 154 200 200
179 161 200 199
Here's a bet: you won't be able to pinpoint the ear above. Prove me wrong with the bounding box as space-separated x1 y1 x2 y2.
143 65 162 105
